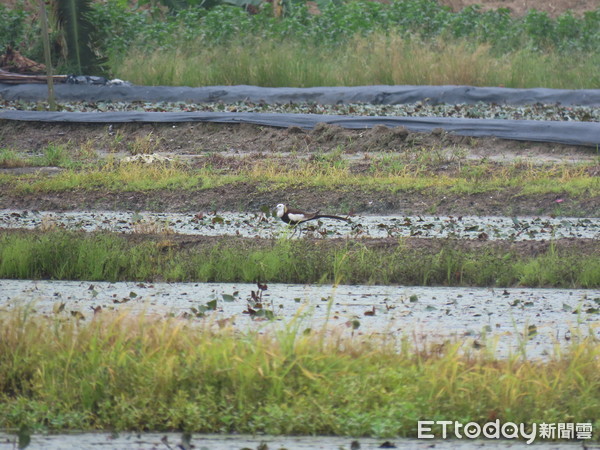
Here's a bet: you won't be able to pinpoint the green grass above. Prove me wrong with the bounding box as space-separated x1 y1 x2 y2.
1 157 598 198
0 310 598 435
0 148 29 168
39 144 74 167
2 162 208 192
117 35 600 89
1 231 599 288
0 145 81 169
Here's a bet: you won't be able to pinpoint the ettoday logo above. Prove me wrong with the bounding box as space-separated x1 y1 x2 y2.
418 420 593 444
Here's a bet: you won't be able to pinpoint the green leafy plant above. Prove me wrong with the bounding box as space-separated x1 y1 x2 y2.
0 4 27 51
51 0 104 74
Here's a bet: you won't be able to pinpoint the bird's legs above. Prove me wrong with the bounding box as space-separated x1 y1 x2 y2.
290 223 303 238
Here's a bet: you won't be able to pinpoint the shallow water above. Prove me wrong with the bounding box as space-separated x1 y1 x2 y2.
0 431 594 449
1 209 599 240
2 279 599 359
2 280 599 448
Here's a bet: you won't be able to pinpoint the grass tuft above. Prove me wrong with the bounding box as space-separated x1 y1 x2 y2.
0 310 598 435
0 149 29 168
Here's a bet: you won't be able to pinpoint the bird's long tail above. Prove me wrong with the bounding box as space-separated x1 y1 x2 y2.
313 214 351 222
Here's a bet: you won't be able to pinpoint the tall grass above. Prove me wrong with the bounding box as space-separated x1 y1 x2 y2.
0 310 598 435
5 0 600 86
116 34 600 88
1 231 599 287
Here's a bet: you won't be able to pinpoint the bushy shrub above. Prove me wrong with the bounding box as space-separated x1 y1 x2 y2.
3 0 600 76
86 0 600 59
0 4 39 56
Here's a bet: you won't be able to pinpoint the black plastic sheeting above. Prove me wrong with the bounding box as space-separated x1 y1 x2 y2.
1 110 599 147
2 83 600 106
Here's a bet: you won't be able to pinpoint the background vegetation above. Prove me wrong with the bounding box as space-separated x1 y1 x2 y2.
1 0 599 87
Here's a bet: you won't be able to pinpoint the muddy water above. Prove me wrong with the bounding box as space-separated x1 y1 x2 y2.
1 209 599 240
2 280 599 359
0 431 592 449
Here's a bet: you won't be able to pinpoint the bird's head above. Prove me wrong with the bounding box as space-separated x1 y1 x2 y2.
275 203 286 217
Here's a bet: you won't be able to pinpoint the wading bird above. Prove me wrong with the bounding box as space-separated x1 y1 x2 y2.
275 203 350 235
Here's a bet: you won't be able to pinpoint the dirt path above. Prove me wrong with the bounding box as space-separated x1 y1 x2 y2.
1 184 599 217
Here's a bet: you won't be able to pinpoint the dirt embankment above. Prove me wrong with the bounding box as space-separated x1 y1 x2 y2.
3 120 595 158
0 120 598 217
2 184 599 218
